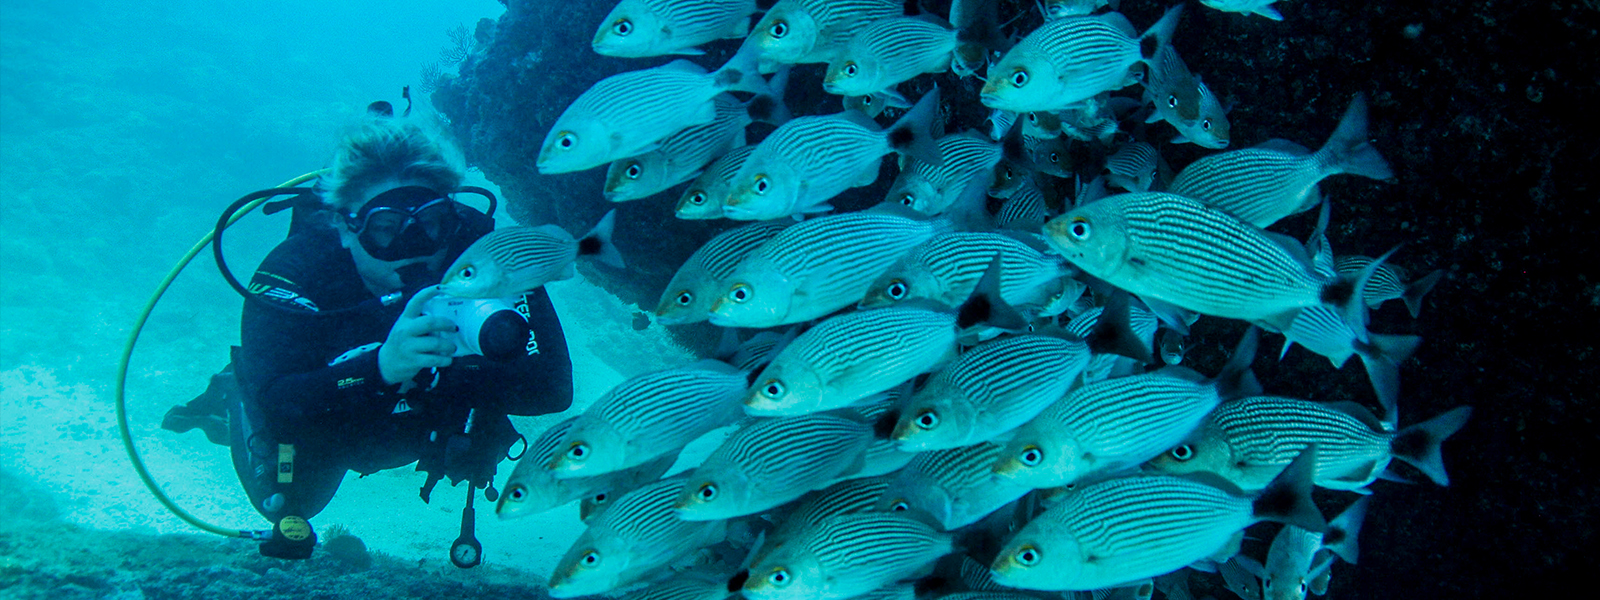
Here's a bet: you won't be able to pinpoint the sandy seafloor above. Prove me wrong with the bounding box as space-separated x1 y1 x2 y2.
0 1 709 597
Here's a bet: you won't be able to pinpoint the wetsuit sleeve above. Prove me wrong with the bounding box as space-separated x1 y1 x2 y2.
237 238 401 424
430 286 574 416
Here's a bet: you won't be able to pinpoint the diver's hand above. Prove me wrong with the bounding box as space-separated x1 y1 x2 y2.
379 286 457 385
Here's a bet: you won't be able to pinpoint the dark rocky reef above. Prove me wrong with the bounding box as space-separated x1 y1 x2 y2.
436 1 1599 596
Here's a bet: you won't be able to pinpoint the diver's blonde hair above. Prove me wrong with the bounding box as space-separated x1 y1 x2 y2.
322 119 465 213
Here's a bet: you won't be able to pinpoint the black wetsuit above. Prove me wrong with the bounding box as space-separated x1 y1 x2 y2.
230 206 572 522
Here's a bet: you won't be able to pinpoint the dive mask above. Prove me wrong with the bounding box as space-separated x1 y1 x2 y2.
345 186 460 261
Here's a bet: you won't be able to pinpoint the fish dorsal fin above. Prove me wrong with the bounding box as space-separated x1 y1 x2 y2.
838 108 884 132
660 59 707 75
1098 12 1138 38
1254 138 1312 155
1325 400 1387 432
1262 230 1317 273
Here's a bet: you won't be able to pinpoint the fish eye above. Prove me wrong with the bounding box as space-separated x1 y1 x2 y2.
1002 166 1015 179
1020 445 1043 466
729 283 752 303
1014 545 1041 566
899 193 915 207
688 191 707 205
557 132 577 149
1027 112 1037 123
914 409 940 430
861 95 874 105
1049 151 1060 164
769 20 789 39
767 567 791 586
1167 94 1178 108
843 62 858 77
458 266 476 280
581 550 600 566
612 19 632 36
566 442 588 460
507 484 526 501
1201 119 1212 132
889 500 910 511
1010 69 1029 87
886 279 908 300
1300 583 1308 594
754 175 771 194
1067 217 1092 241
675 290 693 306
760 379 785 399
696 483 718 502
625 163 642 179
1169 443 1195 461
592 492 608 504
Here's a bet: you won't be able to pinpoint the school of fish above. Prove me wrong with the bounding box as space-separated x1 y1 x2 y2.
462 1 1468 598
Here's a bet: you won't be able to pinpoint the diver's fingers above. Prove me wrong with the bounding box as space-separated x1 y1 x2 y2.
415 353 454 369
409 315 458 336
402 285 445 319
417 335 457 357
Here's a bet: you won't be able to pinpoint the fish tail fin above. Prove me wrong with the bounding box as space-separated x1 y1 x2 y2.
1401 269 1445 318
957 255 1028 334
940 167 997 231
1255 3 1285 21
1086 292 1155 364
1390 406 1471 486
1326 243 1399 342
577 210 625 269
1319 93 1393 182
1322 496 1370 565
715 40 771 96
954 0 1007 74
746 66 792 126
1215 326 1264 400
1355 333 1421 429
1139 4 1184 61
889 87 944 166
1253 445 1328 533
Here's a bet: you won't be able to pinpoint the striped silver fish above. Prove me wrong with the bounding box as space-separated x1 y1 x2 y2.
439 211 622 298
987 108 1018 140
1148 397 1472 492
1066 300 1158 382
773 476 892 539
1042 192 1353 332
1263 497 1367 600
674 412 875 520
549 360 749 478
884 132 1004 217
744 305 960 415
593 0 757 58
995 177 1053 231
1141 44 1229 149
604 95 750 202
990 450 1327 591
617 572 738 600
993 367 1226 489
742 512 955 599
1201 0 1284 21
849 397 919 476
538 46 767 174
1043 0 1117 19
1220 556 1265 600
728 329 795 373
1168 94 1392 228
497 417 677 520
1104 141 1161 192
724 89 940 220
877 441 1034 530
823 15 958 97
656 221 791 325
1335 255 1443 318
746 0 904 68
1278 304 1419 425
1024 133 1074 178
676 145 756 219
1022 110 1064 139
861 232 1072 312
844 90 911 118
892 334 1091 451
549 477 730 598
711 212 949 327
980 7 1182 112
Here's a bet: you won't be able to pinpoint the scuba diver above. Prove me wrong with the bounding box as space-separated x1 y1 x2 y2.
161 104 573 561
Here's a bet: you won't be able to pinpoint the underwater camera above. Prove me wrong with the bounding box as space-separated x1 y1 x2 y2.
424 295 530 362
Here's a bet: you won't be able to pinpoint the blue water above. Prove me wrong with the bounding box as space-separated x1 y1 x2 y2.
0 0 692 583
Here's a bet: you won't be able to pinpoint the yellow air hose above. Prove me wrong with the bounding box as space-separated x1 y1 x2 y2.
114 170 325 538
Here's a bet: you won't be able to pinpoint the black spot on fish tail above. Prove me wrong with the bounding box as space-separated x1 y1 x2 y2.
873 408 900 440
1321 279 1356 306
1389 426 1429 463
577 236 602 256
746 95 777 123
957 295 992 330
1322 526 1348 548
888 127 916 150
901 0 921 16
1141 35 1159 61
728 569 750 592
